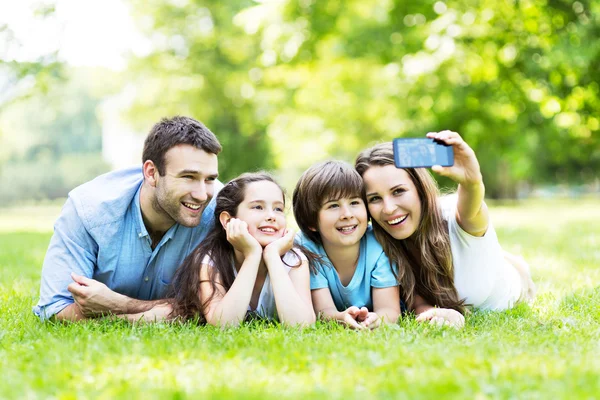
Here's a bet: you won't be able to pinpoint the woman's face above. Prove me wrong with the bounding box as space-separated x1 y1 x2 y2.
362 165 422 240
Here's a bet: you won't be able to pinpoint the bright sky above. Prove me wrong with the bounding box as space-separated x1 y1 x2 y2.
0 0 149 70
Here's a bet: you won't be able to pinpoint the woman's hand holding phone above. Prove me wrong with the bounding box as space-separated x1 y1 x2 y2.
426 130 482 187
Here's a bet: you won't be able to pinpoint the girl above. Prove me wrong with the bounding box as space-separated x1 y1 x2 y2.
355 131 535 327
293 161 401 330
169 172 315 326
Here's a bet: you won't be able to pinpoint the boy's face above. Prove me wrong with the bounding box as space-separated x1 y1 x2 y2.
316 196 368 251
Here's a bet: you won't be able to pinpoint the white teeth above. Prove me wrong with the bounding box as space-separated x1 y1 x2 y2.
387 215 408 225
260 228 275 233
337 225 356 232
183 202 201 210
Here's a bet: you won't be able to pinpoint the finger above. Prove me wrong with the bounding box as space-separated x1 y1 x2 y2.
431 165 453 176
361 313 379 327
70 273 92 286
347 306 359 316
430 316 445 327
67 282 85 297
344 315 364 330
416 309 435 322
358 307 369 321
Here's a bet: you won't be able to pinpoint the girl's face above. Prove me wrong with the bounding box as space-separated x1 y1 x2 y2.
362 165 422 240
316 196 368 250
236 181 287 247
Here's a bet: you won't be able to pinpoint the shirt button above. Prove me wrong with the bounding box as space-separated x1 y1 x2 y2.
144 276 149 282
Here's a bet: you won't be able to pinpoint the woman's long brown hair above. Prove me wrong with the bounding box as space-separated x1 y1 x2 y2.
355 143 465 313
169 172 301 321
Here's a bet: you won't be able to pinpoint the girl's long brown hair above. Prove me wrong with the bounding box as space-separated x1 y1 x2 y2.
169 172 301 321
355 143 465 313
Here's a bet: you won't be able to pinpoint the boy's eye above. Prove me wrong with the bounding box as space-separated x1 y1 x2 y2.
274 207 284 212
350 200 362 206
327 203 339 209
182 175 194 180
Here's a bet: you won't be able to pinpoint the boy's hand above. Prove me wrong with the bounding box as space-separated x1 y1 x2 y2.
359 312 381 330
338 306 370 330
416 307 465 329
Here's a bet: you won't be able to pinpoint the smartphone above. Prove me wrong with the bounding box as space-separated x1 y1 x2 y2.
393 138 454 168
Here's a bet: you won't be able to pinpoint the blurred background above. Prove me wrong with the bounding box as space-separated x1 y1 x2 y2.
1 0 598 208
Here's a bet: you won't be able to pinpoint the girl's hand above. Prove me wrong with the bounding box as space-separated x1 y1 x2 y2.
416 307 465 329
264 228 295 258
225 218 262 257
426 130 482 186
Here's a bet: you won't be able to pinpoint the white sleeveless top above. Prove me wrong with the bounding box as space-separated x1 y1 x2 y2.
203 249 305 319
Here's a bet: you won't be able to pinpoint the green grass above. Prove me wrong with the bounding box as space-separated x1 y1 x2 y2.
1 199 599 399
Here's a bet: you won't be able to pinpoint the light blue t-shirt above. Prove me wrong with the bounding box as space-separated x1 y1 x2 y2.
33 166 221 321
297 227 398 311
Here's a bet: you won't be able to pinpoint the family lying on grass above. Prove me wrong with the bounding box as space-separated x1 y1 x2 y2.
34 116 536 329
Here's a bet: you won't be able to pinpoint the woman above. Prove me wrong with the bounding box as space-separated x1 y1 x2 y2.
355 131 535 327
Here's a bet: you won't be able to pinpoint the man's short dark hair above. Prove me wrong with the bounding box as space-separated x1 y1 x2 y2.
142 116 222 175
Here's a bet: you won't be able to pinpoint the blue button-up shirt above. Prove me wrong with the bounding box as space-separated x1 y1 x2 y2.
33 166 221 321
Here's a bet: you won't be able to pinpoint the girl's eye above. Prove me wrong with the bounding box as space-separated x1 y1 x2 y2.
350 200 362 206
274 207 284 213
328 203 339 209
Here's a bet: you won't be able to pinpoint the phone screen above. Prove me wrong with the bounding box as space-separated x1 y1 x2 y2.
393 138 454 168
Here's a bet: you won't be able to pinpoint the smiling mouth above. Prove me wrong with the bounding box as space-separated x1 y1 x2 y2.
336 225 357 234
387 215 408 226
182 202 203 211
258 227 278 234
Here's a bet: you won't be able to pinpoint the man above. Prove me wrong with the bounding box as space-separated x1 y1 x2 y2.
33 116 222 321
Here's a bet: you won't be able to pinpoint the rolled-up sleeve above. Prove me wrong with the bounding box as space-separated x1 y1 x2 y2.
33 198 98 321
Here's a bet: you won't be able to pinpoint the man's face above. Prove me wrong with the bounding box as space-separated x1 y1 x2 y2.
153 144 219 228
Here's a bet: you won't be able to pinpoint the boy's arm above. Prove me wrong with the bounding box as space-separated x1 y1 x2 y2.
372 286 401 324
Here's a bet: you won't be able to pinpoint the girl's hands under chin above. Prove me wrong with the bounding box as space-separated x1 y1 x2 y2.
426 130 483 187
225 218 262 257
264 228 295 258
416 307 465 329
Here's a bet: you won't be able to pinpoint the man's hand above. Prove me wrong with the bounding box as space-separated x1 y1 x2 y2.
416 307 465 329
67 273 125 317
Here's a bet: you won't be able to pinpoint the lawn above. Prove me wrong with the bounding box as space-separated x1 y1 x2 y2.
1 199 599 399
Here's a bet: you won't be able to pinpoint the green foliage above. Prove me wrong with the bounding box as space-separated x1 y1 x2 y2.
129 0 600 197
1 200 599 398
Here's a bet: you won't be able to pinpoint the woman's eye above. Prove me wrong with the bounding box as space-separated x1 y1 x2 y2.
368 196 380 203
393 189 406 196
253 205 263 210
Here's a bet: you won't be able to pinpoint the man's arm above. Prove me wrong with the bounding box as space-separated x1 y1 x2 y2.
54 273 171 321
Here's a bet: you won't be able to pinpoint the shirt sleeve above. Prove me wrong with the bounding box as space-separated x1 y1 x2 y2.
309 264 330 290
370 252 399 288
33 197 98 321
